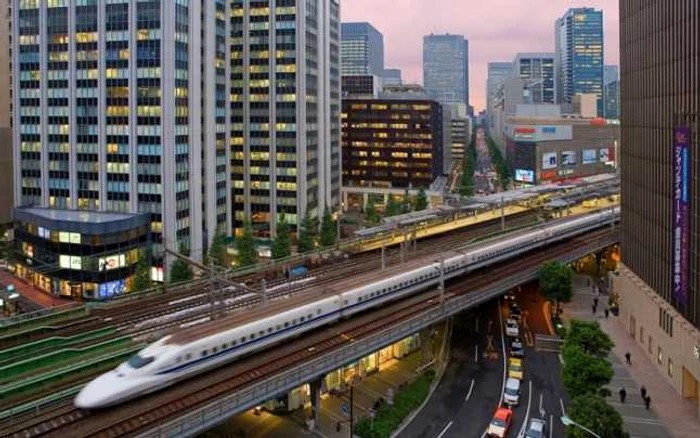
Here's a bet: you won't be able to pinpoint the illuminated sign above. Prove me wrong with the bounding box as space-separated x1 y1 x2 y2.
59 255 82 270
583 149 597 164
98 279 126 299
673 127 691 308
99 254 126 271
514 127 536 134
562 151 577 167
514 169 535 183
542 152 557 170
541 126 556 134
558 169 574 177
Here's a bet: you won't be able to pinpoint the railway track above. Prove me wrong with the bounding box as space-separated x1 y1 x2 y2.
2 228 615 438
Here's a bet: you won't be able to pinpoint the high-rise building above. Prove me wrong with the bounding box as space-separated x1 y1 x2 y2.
617 0 700 413
341 22 384 76
604 64 619 86
0 0 12 224
555 8 604 116
513 53 556 104
486 62 513 133
383 68 402 86
604 80 620 120
232 1 341 236
423 34 469 108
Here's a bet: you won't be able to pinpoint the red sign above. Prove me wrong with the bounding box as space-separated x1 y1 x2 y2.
514 127 536 134
540 170 557 180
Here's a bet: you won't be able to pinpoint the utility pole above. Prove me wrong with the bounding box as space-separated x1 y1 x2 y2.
208 259 216 320
438 259 445 305
381 239 386 270
261 278 267 307
500 195 505 230
336 211 341 250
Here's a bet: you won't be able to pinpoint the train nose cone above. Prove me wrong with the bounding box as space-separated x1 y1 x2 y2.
74 381 102 409
74 373 119 409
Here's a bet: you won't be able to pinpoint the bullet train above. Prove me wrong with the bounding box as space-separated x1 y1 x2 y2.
75 208 618 409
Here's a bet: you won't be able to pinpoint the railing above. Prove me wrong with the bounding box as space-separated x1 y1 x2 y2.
138 231 619 438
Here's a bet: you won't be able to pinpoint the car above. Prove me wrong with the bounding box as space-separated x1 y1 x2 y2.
524 418 547 438
504 291 516 301
503 377 521 406
505 319 520 337
487 407 513 437
510 339 525 358
508 357 524 380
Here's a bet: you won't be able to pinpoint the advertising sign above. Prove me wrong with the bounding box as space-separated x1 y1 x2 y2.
540 126 556 134
561 151 577 167
673 126 691 308
540 170 557 180
542 152 557 170
98 279 126 300
583 149 597 164
98 254 126 271
514 169 535 183
599 148 611 162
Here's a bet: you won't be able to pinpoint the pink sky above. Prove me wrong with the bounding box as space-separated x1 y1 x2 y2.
341 0 619 112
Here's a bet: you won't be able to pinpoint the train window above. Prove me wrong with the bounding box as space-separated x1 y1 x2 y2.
284 322 289 328
344 300 348 305
300 316 306 322
308 313 312 319
276 324 281 330
241 336 246 343
259 330 264 336
213 347 218 354
176 356 182 363
358 297 362 302
223 343 228 349
293 319 297 325
317 309 321 315
201 350 208 357
268 327 273 333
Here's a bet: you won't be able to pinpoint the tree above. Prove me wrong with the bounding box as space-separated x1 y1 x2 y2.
386 196 402 217
236 220 257 267
402 189 412 213
271 213 292 259
564 320 614 357
297 210 315 254
206 233 228 268
567 394 628 438
562 345 614 396
320 207 336 247
364 200 380 224
169 258 193 284
131 256 152 292
414 187 428 211
538 261 574 314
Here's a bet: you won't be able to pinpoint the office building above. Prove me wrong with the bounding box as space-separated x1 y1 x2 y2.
444 103 470 165
342 75 381 99
231 1 341 236
0 0 11 225
615 0 700 414
604 65 619 86
383 68 402 86
341 22 384 76
342 99 443 190
423 34 469 108
514 53 556 104
604 80 620 120
555 8 604 116
487 62 513 133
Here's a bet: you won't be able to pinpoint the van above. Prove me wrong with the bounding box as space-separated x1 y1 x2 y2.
503 377 521 406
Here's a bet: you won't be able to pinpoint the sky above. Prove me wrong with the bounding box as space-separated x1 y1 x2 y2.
341 0 619 112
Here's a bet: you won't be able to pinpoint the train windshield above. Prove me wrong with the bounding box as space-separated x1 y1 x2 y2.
127 354 155 369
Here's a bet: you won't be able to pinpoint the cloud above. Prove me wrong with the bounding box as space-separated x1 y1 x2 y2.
342 0 619 111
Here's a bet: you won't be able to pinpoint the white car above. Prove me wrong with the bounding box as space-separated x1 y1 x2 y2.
503 377 521 406
505 319 520 337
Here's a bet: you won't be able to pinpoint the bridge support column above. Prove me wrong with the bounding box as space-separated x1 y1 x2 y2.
595 250 604 277
309 377 323 429
419 328 434 363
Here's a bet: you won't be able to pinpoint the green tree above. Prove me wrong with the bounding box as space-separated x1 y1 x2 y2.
414 187 428 211
386 196 402 217
271 213 292 259
562 345 614 395
564 320 614 357
364 200 380 224
206 233 228 267
131 256 153 292
169 257 193 283
538 261 574 314
567 394 628 438
402 189 412 213
236 220 257 267
297 210 315 254
320 207 336 247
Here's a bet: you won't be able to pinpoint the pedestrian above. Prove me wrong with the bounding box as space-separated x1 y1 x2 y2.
592 303 597 314
619 387 627 403
594 297 599 307
640 385 647 399
604 308 610 319
644 395 651 410
336 421 342 432
625 351 632 365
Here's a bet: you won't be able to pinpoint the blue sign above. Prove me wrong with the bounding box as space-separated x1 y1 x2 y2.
541 126 556 134
514 169 535 183
673 126 691 308
98 279 126 300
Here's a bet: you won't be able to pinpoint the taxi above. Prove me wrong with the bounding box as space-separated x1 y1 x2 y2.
508 357 524 380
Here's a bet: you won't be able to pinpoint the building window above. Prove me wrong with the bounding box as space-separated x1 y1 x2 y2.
659 308 674 337
647 335 653 354
668 357 673 378
639 326 644 345
657 346 663 365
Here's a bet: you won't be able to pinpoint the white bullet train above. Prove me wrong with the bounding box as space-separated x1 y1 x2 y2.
75 208 618 409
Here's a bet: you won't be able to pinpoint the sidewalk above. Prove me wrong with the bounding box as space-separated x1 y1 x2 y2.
0 270 70 309
562 276 700 438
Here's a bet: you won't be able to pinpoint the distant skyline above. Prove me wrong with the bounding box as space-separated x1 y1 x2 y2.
342 0 619 112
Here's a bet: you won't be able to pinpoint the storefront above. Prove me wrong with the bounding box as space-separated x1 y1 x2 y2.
11 207 150 301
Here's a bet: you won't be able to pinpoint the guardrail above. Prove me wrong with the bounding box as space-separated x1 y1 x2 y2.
138 231 619 438
0 302 81 328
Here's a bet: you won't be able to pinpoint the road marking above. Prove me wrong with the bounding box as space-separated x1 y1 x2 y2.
475 344 479 362
549 414 553 438
539 392 545 418
559 398 566 417
436 420 453 438
621 416 663 425
498 300 507 403
517 381 533 438
465 379 475 402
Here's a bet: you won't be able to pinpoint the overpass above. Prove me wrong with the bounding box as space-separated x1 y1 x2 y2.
138 228 618 438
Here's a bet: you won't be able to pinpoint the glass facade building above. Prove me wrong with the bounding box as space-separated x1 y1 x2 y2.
230 0 341 237
555 8 604 116
341 22 384 76
514 53 556 104
423 34 469 109
486 62 513 133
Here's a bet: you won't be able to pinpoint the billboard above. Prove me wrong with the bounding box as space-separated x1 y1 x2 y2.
673 126 691 308
599 147 616 163
98 279 126 300
514 169 535 183
99 254 126 271
583 149 597 164
561 151 577 167
542 152 557 170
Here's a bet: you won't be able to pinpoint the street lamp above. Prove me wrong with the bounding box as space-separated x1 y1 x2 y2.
561 416 602 438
